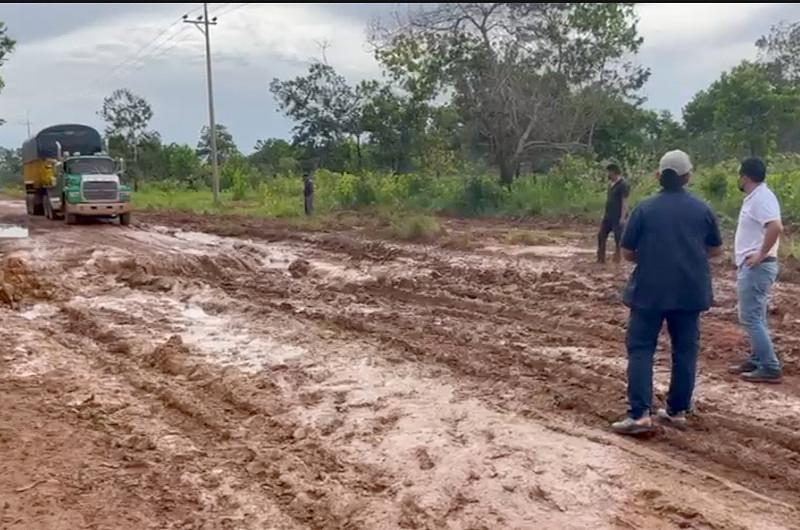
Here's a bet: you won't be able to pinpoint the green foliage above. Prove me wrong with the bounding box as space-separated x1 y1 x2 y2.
0 21 15 123
197 124 239 164
684 61 800 160
389 214 443 241
0 146 21 186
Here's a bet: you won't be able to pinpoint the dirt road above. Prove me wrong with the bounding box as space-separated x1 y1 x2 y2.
1 200 798 529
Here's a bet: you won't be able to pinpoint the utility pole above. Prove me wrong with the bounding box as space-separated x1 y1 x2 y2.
18 110 31 137
184 4 220 204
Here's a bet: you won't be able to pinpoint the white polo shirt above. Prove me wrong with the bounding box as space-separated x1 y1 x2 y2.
734 183 781 267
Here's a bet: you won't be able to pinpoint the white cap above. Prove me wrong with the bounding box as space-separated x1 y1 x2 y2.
659 150 693 176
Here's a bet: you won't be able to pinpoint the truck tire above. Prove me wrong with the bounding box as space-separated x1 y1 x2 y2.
25 194 35 215
66 213 78 225
31 190 45 216
120 213 131 226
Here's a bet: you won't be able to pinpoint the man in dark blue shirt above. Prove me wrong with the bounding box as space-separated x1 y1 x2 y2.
611 150 723 435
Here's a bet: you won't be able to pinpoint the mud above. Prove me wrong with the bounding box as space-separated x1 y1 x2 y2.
0 199 798 529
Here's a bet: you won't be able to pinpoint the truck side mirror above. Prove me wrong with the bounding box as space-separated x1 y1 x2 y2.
117 158 126 175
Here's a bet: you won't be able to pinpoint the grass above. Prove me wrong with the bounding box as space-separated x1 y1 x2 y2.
387 214 443 242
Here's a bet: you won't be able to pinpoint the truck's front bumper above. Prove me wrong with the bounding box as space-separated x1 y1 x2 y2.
66 202 132 216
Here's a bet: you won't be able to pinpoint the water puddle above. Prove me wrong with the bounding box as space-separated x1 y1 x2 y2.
484 244 593 259
0 224 28 239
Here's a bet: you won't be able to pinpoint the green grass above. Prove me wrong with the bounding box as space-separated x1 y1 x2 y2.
0 186 25 199
387 214 443 242
126 154 800 231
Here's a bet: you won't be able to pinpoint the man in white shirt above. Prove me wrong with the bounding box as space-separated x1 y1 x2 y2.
729 158 783 383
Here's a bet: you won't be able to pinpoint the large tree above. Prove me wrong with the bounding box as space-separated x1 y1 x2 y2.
197 124 238 164
684 61 800 159
269 62 365 169
0 22 16 126
99 88 154 189
372 3 648 184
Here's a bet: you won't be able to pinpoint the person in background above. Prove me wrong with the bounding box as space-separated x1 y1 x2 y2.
597 163 630 264
611 150 723 436
728 158 783 384
303 171 314 216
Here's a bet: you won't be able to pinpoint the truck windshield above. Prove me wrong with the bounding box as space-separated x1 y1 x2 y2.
66 158 115 175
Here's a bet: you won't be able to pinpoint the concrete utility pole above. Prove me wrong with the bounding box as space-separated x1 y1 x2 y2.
184 3 220 204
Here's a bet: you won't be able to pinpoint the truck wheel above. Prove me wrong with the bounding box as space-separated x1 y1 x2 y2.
120 213 131 226
66 213 78 225
32 190 45 216
25 194 35 215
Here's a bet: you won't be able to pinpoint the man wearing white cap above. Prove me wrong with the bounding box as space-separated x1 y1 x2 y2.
611 150 723 435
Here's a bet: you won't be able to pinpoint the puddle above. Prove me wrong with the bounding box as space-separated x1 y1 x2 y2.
484 244 593 259
0 224 28 239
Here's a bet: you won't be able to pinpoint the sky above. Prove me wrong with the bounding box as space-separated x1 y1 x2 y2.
1 3 799 153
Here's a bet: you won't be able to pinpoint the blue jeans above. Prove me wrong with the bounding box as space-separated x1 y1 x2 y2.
737 262 780 372
627 309 700 419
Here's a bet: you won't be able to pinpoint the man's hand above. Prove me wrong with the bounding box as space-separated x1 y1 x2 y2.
743 252 766 268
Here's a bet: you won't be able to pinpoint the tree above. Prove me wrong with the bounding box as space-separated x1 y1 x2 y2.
372 3 648 184
0 22 17 125
269 62 365 169
250 138 298 175
0 146 21 186
99 88 154 190
197 124 238 164
684 61 800 159
163 143 201 188
757 21 800 85
592 101 686 165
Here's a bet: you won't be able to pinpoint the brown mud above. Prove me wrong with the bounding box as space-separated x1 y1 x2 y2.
0 200 798 529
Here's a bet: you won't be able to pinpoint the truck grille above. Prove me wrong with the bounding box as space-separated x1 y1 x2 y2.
82 181 118 202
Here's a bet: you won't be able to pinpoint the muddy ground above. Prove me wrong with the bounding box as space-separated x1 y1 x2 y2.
0 200 798 529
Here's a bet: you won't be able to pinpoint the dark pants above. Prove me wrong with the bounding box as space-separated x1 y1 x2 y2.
626 309 700 419
598 217 624 263
304 194 313 216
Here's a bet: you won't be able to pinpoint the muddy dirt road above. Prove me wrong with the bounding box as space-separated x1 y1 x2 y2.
1 200 798 529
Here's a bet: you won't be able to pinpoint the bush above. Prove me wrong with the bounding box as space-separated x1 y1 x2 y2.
389 214 443 241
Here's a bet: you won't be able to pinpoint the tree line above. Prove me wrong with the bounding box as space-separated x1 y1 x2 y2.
3 6 800 190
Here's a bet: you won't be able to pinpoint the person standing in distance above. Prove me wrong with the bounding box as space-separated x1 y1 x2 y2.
303 171 314 216
597 163 630 264
611 150 723 435
728 158 784 383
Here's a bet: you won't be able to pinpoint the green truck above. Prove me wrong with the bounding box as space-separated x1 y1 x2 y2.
23 124 132 225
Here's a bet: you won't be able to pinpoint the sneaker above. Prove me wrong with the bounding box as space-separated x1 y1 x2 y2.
728 360 758 374
611 414 653 436
741 368 782 384
656 409 687 430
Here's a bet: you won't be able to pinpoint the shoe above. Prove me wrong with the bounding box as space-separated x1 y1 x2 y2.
656 409 687 430
728 360 758 374
611 414 653 436
741 368 782 384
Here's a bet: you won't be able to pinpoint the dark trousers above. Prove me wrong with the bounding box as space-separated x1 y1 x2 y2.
304 194 313 216
626 309 700 419
598 217 624 263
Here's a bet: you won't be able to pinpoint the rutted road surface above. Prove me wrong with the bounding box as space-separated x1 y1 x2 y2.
1 201 798 529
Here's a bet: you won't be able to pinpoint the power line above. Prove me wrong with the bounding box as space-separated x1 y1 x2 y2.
78 5 205 100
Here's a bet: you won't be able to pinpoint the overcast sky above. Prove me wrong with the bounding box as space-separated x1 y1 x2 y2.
1 3 799 153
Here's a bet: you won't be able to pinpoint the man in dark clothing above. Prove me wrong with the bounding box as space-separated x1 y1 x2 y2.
598 163 630 263
611 150 723 436
303 172 314 216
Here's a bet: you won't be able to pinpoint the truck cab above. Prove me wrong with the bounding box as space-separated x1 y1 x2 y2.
59 154 132 225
